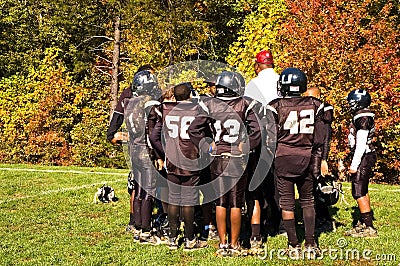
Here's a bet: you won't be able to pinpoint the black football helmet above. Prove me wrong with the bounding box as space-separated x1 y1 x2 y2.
131 70 161 99
315 175 340 206
277 68 307 97
347 89 371 112
215 71 246 97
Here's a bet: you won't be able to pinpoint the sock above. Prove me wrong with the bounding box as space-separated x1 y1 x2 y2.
283 219 298 247
129 213 135 225
182 206 195 240
251 224 261 239
168 205 179 238
361 211 374 228
134 200 142 229
303 207 316 246
141 198 152 232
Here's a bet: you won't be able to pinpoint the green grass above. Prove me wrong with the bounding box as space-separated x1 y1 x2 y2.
0 164 399 266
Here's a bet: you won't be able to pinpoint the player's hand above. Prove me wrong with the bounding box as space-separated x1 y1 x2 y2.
208 142 216 154
238 142 243 153
238 142 250 154
321 160 329 176
155 159 164 171
111 132 128 145
348 167 357 174
338 159 346 172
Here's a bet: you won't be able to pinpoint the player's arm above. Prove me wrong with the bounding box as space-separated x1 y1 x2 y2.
321 122 332 175
321 105 334 175
107 88 131 145
149 120 165 158
263 104 278 150
188 116 214 153
146 105 163 160
107 112 127 145
242 109 261 152
349 116 371 173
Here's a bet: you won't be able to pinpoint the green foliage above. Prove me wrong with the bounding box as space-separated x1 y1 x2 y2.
0 48 124 167
226 0 288 80
0 0 111 79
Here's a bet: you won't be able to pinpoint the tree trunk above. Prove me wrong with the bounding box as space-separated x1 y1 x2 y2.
110 15 121 121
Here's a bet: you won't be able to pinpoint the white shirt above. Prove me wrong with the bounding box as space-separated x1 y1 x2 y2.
244 68 280 105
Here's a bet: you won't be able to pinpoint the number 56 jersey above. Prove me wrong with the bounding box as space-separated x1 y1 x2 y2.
267 96 324 178
158 100 210 176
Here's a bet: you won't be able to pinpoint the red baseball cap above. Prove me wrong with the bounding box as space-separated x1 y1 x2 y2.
255 50 274 64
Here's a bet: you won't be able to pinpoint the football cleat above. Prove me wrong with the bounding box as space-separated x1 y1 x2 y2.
168 237 178 250
139 231 161 245
248 237 263 255
183 237 208 251
285 244 302 260
344 223 377 238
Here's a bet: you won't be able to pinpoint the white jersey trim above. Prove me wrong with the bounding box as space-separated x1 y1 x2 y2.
354 112 375 120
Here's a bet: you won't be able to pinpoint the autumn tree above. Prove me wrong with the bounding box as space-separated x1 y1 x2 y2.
278 0 400 182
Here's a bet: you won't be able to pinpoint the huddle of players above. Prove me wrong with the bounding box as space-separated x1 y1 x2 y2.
114 66 377 257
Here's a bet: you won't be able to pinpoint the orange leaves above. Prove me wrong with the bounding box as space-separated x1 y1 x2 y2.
278 0 400 181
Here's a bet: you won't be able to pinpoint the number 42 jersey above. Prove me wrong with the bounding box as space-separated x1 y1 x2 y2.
267 96 324 178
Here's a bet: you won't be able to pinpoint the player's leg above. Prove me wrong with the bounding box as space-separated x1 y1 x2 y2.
278 177 300 249
347 152 377 237
297 173 317 247
166 173 181 249
228 171 247 256
198 166 216 241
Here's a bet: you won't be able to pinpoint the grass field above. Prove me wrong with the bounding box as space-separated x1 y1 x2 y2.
0 164 399 266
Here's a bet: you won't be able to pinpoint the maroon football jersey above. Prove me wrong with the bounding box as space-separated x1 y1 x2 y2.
160 100 209 176
189 96 261 155
348 108 375 153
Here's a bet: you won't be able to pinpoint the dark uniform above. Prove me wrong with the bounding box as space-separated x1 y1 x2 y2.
150 99 210 242
151 100 209 205
189 96 261 209
268 96 324 247
348 108 376 200
124 95 160 232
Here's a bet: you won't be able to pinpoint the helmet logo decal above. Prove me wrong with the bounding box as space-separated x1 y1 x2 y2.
281 74 293 84
355 89 366 96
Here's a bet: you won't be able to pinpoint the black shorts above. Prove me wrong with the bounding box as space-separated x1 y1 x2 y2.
351 152 377 199
277 173 314 211
210 156 247 208
167 173 200 206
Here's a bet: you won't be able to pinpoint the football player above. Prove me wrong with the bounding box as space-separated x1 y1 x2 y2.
268 68 324 258
150 82 209 251
106 65 154 234
188 71 261 257
123 70 162 245
344 89 377 238
303 87 335 233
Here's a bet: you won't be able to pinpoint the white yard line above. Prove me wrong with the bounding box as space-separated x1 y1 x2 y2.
0 179 125 204
0 167 128 176
0 167 128 204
